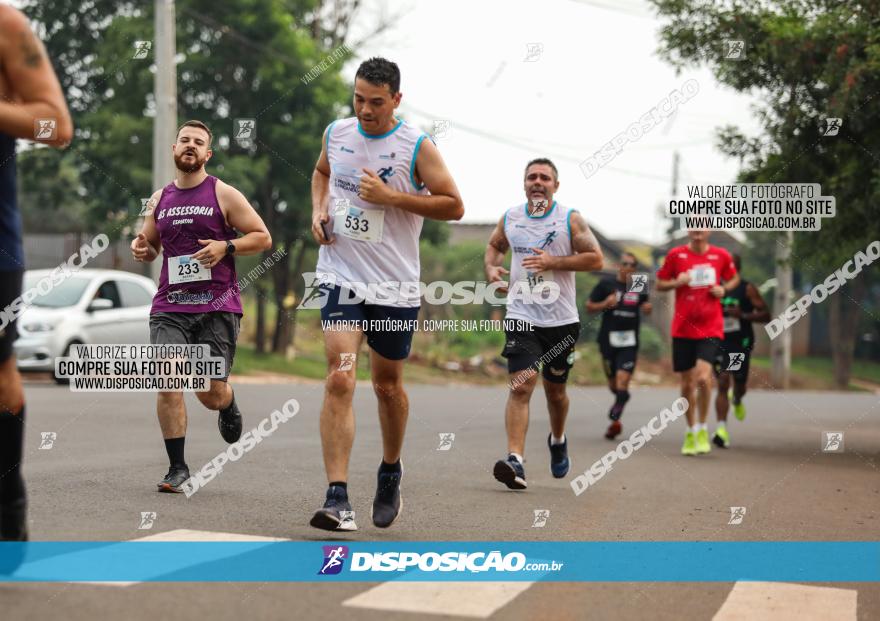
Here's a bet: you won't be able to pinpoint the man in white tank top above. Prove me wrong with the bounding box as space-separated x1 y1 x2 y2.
484 159 603 490
307 58 464 531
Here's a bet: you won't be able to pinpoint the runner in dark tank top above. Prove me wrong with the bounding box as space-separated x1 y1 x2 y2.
131 120 271 494
0 4 72 545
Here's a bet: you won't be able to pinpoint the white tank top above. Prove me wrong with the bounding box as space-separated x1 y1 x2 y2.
316 117 430 307
503 201 580 327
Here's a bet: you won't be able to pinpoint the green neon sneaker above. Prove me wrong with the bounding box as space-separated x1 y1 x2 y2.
681 431 697 456
732 401 746 421
713 426 730 448
696 428 712 454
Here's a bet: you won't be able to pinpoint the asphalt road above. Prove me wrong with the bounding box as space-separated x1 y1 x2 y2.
1 378 878 620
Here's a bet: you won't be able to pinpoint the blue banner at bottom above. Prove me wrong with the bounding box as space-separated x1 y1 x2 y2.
0 542 877 582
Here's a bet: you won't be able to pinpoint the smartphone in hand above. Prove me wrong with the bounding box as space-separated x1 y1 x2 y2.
320 219 334 242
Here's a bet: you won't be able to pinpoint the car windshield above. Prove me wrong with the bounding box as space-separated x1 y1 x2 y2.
23 274 91 308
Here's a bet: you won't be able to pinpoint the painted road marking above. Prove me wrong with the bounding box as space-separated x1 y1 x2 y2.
343 581 534 618
713 582 857 621
57 529 288 586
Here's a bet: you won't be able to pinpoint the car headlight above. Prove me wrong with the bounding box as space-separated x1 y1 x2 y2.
23 322 57 333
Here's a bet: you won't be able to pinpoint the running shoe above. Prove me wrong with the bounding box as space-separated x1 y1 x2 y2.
605 420 623 440
218 392 243 444
681 431 697 456
310 485 358 531
547 434 570 478
0 495 27 541
372 465 402 528
733 401 746 421
157 464 191 493
695 428 712 454
713 426 730 448
493 454 527 490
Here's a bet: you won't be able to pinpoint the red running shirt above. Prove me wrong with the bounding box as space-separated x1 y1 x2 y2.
656 244 737 339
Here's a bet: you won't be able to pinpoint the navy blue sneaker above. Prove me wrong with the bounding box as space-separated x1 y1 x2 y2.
372 465 403 528
548 434 570 478
310 485 357 531
493 455 527 490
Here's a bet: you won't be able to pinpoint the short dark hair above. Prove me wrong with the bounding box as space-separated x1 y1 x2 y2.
621 251 637 263
177 120 212 144
355 57 401 94
524 158 559 181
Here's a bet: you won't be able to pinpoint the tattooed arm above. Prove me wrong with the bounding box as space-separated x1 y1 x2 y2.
484 215 511 293
0 6 72 146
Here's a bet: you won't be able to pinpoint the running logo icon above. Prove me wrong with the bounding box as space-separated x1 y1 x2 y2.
437 433 455 451
38 432 57 450
524 42 544 62
332 198 350 216
138 512 157 530
728 506 746 525
629 273 648 293
338 353 356 372
726 353 745 371
34 119 56 141
139 197 156 217
298 272 337 309
133 40 152 59
234 119 257 147
319 545 349 575
822 432 844 452
377 166 395 183
532 509 550 528
724 39 745 60
822 118 842 136
432 120 451 140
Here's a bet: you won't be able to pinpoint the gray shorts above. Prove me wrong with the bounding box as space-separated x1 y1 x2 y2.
149 312 241 381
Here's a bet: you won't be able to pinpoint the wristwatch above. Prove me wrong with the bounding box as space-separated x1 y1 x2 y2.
225 240 236 255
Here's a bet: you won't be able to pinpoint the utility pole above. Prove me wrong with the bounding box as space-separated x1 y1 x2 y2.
669 150 680 236
151 0 177 280
770 230 792 388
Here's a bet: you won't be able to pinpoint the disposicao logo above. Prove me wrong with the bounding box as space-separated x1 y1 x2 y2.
319 545 349 575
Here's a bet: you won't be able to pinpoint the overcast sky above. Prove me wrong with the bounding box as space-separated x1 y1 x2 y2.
345 0 762 243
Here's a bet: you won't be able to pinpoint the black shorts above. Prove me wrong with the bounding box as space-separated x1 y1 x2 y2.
320 286 419 361
149 312 241 381
672 337 720 373
600 344 638 379
713 341 752 383
0 270 24 363
502 319 580 384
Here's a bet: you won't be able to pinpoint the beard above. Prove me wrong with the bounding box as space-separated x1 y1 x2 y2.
174 151 206 173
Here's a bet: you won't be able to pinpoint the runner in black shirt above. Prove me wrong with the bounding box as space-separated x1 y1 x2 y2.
586 253 651 440
711 254 769 448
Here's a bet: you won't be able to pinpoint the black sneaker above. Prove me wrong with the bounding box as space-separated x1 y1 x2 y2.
372 465 403 528
547 434 570 478
493 454 527 490
310 485 357 531
218 392 242 444
157 464 190 493
0 495 28 542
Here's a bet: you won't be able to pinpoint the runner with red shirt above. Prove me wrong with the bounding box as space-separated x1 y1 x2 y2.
655 230 739 455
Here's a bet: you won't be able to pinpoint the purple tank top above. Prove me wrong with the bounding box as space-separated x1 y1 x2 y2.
150 175 242 315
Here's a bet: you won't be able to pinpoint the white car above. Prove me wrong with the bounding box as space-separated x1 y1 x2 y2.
14 269 157 382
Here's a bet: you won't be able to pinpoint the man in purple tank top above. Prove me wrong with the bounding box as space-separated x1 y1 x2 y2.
131 120 272 493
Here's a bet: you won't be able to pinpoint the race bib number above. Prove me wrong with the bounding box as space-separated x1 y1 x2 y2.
609 330 636 348
168 255 211 285
523 270 555 295
334 206 384 243
689 265 716 287
723 316 742 333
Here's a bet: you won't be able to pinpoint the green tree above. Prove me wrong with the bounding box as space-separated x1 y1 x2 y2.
651 0 880 386
23 0 353 353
